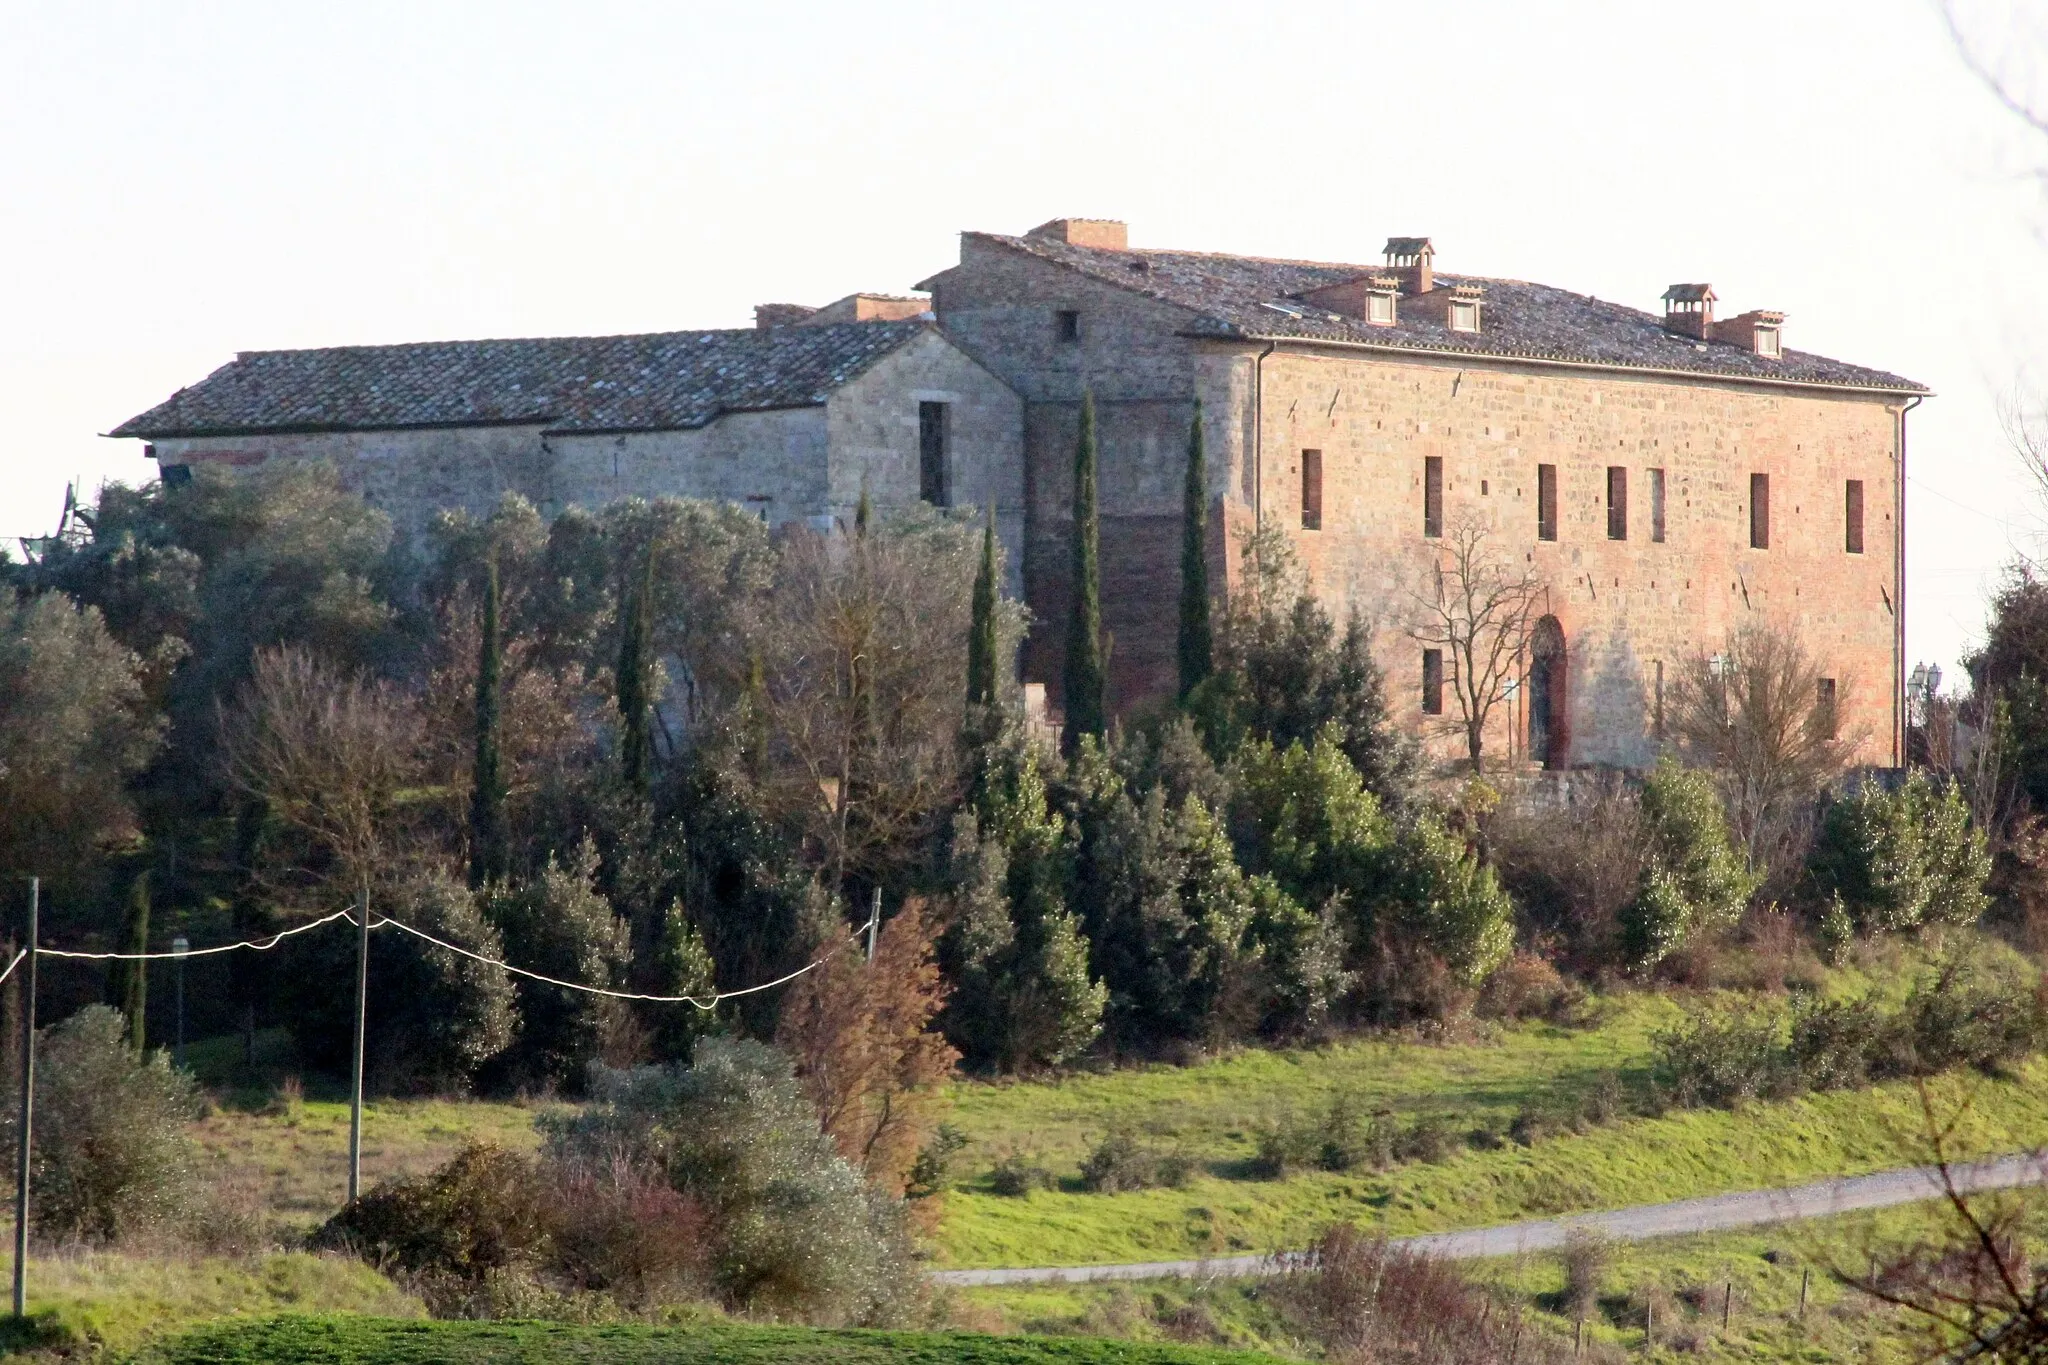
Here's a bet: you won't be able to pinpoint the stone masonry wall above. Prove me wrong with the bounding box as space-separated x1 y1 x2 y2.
153 425 556 539
824 328 1027 597
1223 344 1903 770
924 234 1903 768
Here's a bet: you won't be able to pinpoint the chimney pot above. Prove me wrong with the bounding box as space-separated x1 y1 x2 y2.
1661 283 1716 340
1383 237 1435 295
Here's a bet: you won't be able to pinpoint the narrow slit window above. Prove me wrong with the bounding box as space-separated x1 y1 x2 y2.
1301 449 1323 530
1654 660 1665 740
1422 649 1444 715
918 401 949 505
1649 467 1666 543
1845 479 1865 554
1055 309 1081 343
1424 456 1443 538
1537 463 1558 541
1750 472 1770 549
1606 466 1628 540
1817 677 1839 738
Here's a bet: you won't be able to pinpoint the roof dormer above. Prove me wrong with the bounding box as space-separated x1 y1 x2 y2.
1714 309 1786 358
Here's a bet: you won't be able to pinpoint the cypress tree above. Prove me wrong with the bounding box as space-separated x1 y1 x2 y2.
1177 399 1213 702
1062 391 1106 753
855 479 873 539
469 555 508 887
967 506 1000 713
617 545 656 797
108 869 149 1051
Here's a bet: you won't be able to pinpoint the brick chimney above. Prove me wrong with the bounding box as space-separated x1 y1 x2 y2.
801 293 933 325
1712 309 1785 357
1661 284 1716 340
1383 237 1434 295
1027 218 1129 250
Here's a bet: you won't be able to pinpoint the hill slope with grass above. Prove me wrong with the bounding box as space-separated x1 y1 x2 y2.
131 1315 1295 1365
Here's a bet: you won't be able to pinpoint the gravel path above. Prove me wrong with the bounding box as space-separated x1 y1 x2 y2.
930 1152 2047 1286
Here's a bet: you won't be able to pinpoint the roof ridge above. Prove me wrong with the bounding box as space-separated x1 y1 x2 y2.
230 317 927 360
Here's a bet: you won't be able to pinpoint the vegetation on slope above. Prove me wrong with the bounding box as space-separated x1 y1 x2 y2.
131 1315 1293 1365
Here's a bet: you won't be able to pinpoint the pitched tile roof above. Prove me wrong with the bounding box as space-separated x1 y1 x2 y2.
968 233 1927 394
111 320 931 439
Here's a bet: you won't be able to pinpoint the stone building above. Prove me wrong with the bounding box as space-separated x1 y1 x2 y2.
111 306 1027 591
113 221 1926 770
916 220 1925 770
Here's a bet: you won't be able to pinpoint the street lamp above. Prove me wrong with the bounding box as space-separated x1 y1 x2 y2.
170 936 189 1070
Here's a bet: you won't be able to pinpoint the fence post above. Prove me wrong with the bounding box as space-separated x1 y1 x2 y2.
11 878 37 1320
1798 1268 1809 1321
1722 1281 1732 1329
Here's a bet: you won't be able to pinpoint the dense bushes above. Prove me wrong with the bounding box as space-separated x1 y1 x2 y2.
1653 948 2048 1107
1811 772 1991 934
1620 762 1757 969
5 1005 200 1242
543 1038 917 1324
327 1039 919 1324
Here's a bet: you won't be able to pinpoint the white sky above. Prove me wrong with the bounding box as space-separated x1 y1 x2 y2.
4 0 2047 683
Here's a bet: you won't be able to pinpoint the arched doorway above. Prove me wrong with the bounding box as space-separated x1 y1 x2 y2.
1528 616 1569 770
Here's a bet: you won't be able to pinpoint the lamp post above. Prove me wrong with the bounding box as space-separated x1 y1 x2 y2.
170 937 189 1070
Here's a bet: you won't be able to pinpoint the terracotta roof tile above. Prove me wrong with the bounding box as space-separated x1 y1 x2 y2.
111 321 929 439
973 233 1926 394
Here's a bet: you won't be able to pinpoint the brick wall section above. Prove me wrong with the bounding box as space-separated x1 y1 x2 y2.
927 238 1228 705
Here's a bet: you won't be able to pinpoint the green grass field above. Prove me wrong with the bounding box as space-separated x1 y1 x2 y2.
129 1315 1294 1365
930 970 2048 1268
956 1193 2046 1363
0 1252 418 1360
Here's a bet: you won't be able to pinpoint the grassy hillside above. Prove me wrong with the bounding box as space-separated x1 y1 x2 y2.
131 1315 1294 1365
956 1193 2043 1363
0 1253 418 1360
934 1061 2048 1266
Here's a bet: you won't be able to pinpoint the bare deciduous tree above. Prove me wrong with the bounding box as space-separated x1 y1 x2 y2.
1406 516 1543 772
1826 1085 2048 1363
1666 620 1859 867
223 644 426 898
753 512 1016 893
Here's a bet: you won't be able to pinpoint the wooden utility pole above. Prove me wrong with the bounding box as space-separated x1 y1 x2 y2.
347 884 369 1204
11 879 36 1319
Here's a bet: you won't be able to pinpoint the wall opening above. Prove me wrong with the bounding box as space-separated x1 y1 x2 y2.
1750 472 1770 549
1649 467 1666 543
1302 449 1323 530
1845 479 1864 554
1055 310 1081 343
1537 463 1558 541
919 401 950 505
1422 648 1445 715
1424 456 1443 538
1528 615 1569 769
1606 466 1628 540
